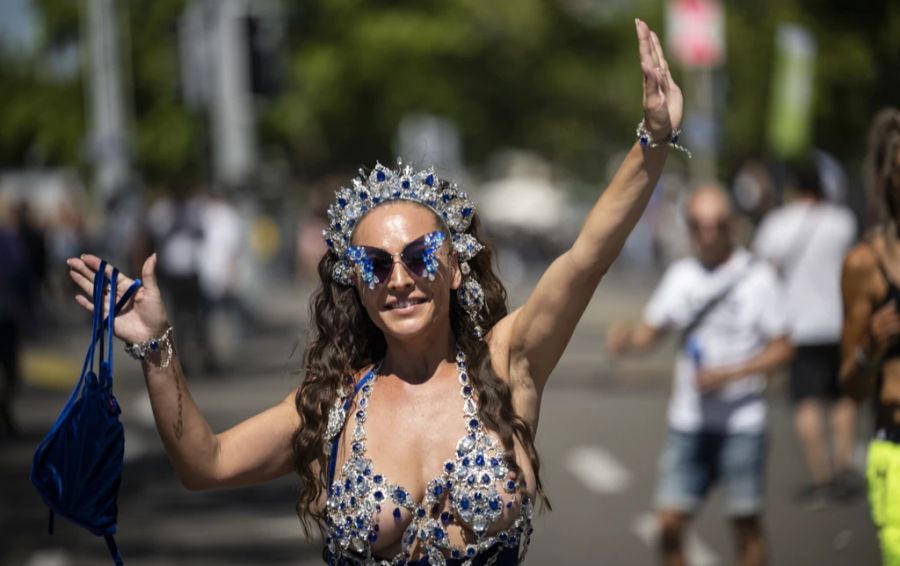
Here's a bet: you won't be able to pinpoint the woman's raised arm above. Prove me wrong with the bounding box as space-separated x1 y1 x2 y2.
506 19 683 395
68 253 299 489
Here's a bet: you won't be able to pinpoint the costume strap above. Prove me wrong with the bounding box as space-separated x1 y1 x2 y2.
327 367 379 490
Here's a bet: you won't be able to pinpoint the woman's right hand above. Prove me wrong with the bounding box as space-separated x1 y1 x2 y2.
67 253 170 345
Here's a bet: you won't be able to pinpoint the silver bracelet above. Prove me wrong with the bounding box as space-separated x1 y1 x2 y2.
125 325 175 369
636 119 692 158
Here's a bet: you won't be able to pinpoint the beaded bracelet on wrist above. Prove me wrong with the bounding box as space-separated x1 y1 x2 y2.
125 325 175 369
636 119 692 158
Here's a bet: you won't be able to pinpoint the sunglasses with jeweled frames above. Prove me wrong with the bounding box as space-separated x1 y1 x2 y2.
346 230 446 289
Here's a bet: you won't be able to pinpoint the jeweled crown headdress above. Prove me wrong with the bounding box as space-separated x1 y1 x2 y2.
322 160 488 337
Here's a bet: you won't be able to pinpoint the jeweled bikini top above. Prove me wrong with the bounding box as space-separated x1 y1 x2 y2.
323 350 533 565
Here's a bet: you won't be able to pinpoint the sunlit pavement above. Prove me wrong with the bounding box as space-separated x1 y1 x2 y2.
2 272 878 565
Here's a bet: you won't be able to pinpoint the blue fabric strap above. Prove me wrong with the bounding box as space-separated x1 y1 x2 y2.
105 534 123 566
327 366 379 490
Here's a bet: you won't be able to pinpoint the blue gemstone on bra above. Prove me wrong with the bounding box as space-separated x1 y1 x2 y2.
434 527 445 540
395 488 407 502
374 490 384 501
467 475 476 485
441 511 452 525
416 508 426 518
482 474 491 485
474 492 482 500
451 550 461 559
490 458 499 467
345 479 352 490
467 546 477 557
460 498 470 510
356 474 364 483
499 532 508 541
506 501 513 509
374 475 383 484
462 457 470 467
368 531 378 542
393 507 401 519
445 462 455 473
355 517 365 528
489 499 500 511
350 497 357 506
475 454 485 466
433 484 443 497
506 480 516 492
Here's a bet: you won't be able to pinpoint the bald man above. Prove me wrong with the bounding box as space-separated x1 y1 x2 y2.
607 185 793 566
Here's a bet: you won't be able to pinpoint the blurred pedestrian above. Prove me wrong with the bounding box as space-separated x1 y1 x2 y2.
839 107 900 565
0 198 31 438
65 20 685 563
146 186 210 374
607 184 793 566
753 157 860 505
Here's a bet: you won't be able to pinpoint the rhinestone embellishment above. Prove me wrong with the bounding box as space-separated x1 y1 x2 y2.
323 350 533 565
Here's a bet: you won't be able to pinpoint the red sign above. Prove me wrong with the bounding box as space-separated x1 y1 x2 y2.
665 0 725 68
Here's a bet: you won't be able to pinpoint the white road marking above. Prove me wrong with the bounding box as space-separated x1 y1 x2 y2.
565 445 631 494
632 512 721 566
24 549 72 566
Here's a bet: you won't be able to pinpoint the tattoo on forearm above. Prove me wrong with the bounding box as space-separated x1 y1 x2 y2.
174 373 184 441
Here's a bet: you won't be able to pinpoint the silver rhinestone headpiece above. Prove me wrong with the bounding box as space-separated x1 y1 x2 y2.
322 159 488 337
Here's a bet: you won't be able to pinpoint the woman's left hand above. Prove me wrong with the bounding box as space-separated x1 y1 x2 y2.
636 18 684 140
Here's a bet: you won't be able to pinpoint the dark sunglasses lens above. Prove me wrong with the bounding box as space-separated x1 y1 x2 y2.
402 239 431 277
363 249 393 284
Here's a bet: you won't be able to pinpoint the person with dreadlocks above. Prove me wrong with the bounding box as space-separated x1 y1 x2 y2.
839 107 900 565
65 19 686 565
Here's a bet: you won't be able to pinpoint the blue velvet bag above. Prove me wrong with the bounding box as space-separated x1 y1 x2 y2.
30 261 141 565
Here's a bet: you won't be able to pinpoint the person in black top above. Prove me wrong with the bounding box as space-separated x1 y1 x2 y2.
840 107 900 564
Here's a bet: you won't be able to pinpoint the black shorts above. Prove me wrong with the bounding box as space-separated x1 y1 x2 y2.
789 343 842 403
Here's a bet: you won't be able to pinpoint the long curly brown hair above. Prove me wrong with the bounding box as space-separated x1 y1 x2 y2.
291 202 549 537
867 107 900 223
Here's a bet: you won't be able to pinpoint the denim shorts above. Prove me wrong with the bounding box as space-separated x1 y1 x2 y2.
655 428 767 517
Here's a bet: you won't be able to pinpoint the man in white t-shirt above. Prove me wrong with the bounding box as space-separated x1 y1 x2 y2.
753 159 860 503
607 185 793 566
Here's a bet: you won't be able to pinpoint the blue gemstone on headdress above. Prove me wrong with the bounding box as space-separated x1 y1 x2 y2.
441 194 451 203
425 174 434 186
376 171 386 182
358 191 368 200
393 190 401 198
